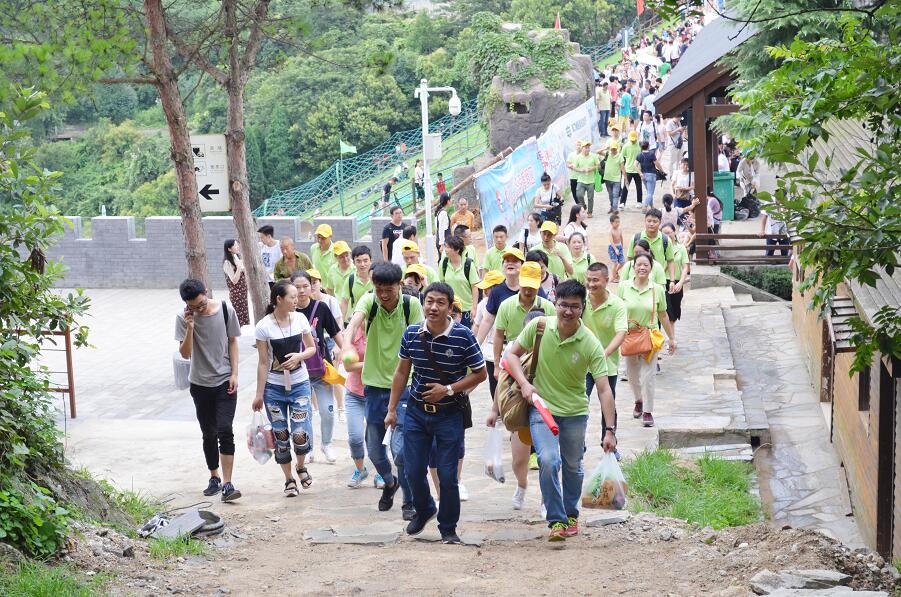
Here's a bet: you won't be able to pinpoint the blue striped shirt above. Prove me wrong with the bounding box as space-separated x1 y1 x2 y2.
399 319 486 404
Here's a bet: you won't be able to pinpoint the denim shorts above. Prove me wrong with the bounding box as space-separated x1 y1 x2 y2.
608 243 625 264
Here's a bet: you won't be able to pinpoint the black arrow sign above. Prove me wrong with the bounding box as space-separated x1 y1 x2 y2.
199 184 220 201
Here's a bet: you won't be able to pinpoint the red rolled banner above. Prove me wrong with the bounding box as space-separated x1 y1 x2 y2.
532 395 559 436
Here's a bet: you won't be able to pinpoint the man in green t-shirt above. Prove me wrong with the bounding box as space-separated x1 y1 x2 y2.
310 224 338 292
620 130 642 207
400 240 439 285
338 245 374 319
504 280 617 542
343 262 424 518
570 141 602 216
481 224 509 276
330 241 354 312
535 221 573 279
600 142 627 214
625 208 676 289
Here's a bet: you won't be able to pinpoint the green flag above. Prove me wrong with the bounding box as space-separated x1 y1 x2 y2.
339 140 357 154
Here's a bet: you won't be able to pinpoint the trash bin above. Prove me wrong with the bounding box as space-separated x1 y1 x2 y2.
713 171 735 220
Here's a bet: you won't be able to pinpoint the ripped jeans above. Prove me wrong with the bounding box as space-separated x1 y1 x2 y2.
263 381 313 465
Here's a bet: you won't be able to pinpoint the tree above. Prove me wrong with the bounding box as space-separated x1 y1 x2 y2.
263 105 296 193
245 125 268 207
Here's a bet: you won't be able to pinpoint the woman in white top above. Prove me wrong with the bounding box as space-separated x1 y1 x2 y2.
518 212 544 251
222 239 250 326
253 281 317 497
562 204 588 239
435 192 451 253
672 157 693 208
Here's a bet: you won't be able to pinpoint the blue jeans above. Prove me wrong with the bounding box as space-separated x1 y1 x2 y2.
598 110 610 136
263 381 313 465
642 172 657 206
530 408 588 526
605 181 621 211
310 376 335 446
586 373 619 433
364 386 412 505
345 391 366 461
404 404 465 533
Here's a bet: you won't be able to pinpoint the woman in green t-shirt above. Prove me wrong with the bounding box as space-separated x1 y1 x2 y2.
616 253 676 429
661 223 690 325
567 232 592 284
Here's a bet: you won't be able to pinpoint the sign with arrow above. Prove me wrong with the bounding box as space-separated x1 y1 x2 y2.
190 134 230 212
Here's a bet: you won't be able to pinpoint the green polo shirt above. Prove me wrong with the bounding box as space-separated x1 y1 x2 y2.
330 264 354 300
463 245 477 263
535 242 572 279
672 243 689 279
626 230 675 266
516 317 607 417
494 294 556 341
439 258 480 311
566 151 579 179
571 152 601 185
603 151 624 182
353 291 424 388
339 272 374 313
583 293 628 372
570 252 592 284
274 251 313 281
621 259 667 285
616 279 667 329
622 141 640 174
482 245 509 273
310 243 338 288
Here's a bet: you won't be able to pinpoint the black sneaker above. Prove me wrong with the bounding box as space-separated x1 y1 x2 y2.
441 531 461 544
377 479 400 512
221 482 242 502
401 503 416 521
405 508 437 536
203 476 221 497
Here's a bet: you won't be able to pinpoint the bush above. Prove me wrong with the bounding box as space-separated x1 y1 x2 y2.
0 561 109 596
0 483 71 560
721 265 792 300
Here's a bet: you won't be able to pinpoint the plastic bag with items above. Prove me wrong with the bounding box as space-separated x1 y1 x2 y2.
483 424 506 484
246 411 273 464
582 451 628 509
172 352 191 390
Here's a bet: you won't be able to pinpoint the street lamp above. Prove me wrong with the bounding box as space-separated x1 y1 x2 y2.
414 78 460 268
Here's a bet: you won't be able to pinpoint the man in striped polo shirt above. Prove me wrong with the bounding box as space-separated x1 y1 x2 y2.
385 282 487 544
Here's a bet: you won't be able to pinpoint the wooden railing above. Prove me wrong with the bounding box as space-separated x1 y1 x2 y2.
11 328 77 418
694 233 792 266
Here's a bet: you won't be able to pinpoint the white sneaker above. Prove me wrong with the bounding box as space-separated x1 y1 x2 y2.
338 409 346 423
321 444 337 464
540 503 547 519
511 486 526 510
459 483 469 502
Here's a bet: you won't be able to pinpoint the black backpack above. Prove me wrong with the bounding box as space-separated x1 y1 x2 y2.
440 256 473 281
633 232 668 256
366 294 412 334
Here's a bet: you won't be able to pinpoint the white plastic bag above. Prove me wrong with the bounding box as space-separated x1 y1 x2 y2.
483 424 506 484
582 451 628 509
246 411 272 464
172 352 191 390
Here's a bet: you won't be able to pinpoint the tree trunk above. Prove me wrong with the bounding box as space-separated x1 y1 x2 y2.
144 0 208 287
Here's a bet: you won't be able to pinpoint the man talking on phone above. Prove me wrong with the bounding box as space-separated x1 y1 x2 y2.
175 279 243 502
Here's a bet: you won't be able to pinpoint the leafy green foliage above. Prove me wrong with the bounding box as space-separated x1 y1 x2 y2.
717 7 901 373
0 90 91 557
508 0 634 46
624 450 762 529
95 481 160 526
0 561 110 596
721 266 792 300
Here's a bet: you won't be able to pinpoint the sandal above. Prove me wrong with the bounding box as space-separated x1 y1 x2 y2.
284 479 299 498
296 466 312 489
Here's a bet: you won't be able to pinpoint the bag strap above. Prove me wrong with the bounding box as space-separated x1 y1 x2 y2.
527 317 547 383
366 299 379 334
403 294 411 325
221 301 229 328
419 328 452 386
348 274 355 305
464 257 472 281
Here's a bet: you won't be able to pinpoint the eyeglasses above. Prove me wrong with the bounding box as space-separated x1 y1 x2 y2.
556 302 584 313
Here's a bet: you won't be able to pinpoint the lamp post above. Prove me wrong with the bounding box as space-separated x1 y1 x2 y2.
414 78 461 268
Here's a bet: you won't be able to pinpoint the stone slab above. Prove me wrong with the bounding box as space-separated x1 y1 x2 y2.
781 570 851 588
304 526 401 545
586 511 631 527
658 426 751 449
767 590 886 597
489 528 545 542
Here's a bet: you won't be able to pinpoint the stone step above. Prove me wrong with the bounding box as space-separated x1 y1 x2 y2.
734 292 755 304
677 443 753 462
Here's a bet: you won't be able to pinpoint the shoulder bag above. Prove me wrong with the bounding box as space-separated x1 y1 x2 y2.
418 329 473 429
496 318 546 433
620 286 656 357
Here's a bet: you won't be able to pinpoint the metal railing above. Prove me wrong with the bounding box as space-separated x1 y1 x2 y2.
694 233 792 265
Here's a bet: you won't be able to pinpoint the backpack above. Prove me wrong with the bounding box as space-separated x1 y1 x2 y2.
440 256 473 281
303 301 326 378
496 317 546 439
633 232 668 257
366 294 412 334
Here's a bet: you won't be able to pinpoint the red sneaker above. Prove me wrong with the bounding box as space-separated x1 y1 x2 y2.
642 412 655 427
633 401 643 419
561 517 580 537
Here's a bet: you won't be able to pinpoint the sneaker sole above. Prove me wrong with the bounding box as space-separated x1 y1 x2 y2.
548 534 566 542
222 490 242 502
406 509 437 536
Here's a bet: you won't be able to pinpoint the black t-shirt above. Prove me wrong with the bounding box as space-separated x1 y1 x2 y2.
296 300 340 362
382 223 404 260
636 151 657 174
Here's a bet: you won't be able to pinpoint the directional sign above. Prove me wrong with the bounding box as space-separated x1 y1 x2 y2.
190 134 230 212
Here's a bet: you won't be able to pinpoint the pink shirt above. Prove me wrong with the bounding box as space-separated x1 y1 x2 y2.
344 327 367 396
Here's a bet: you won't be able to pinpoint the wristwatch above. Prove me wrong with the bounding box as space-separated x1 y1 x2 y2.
604 426 616 436
445 385 454 396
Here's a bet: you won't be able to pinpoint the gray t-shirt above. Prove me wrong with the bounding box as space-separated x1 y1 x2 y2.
175 301 241 387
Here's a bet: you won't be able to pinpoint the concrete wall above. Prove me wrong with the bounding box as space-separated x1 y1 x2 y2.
48 215 415 289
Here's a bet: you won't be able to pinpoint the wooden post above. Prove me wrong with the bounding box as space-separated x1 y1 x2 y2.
64 327 76 419
692 92 708 261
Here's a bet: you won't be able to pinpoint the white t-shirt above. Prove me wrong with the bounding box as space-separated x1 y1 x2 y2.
259 242 281 280
254 312 312 386
535 184 560 208
717 153 730 172
391 237 407 268
674 171 692 195
474 299 495 362
436 210 450 247
414 165 424 185
562 221 586 239
317 293 343 333
762 210 786 235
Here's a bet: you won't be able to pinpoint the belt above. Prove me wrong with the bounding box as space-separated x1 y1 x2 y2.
411 397 461 414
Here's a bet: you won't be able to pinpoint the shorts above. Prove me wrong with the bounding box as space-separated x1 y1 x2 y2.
608 243 625 264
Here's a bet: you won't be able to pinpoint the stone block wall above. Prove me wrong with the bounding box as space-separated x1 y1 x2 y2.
47 214 414 288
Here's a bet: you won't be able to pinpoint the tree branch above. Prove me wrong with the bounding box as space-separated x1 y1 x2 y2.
239 0 271 85
97 76 158 85
165 20 228 86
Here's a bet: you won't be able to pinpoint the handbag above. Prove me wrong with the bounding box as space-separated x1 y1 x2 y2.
418 329 473 429
620 286 656 357
496 318 546 434
303 301 326 378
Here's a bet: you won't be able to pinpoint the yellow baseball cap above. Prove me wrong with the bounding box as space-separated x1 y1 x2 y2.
405 264 427 280
306 268 322 280
628 131 638 141
475 270 504 289
609 142 620 150
315 224 333 238
540 221 558 235
332 240 351 255
400 240 420 253
609 123 621 131
519 261 542 289
502 247 525 262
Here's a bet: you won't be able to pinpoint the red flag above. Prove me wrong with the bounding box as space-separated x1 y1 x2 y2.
637 0 645 15
554 12 561 29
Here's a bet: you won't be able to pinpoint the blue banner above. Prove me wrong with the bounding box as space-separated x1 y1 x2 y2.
475 137 543 242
